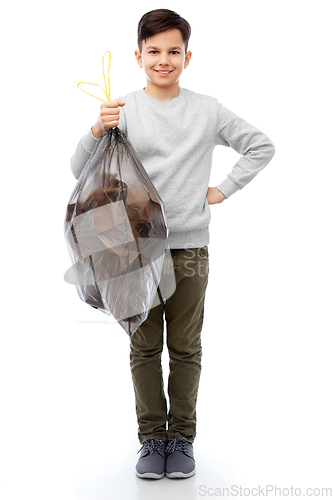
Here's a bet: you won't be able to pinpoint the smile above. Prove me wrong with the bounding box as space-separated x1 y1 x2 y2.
154 70 173 74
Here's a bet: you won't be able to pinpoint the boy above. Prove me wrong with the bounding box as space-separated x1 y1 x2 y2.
70 9 275 480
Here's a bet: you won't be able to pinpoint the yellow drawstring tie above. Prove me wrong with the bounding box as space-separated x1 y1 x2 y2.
77 51 112 102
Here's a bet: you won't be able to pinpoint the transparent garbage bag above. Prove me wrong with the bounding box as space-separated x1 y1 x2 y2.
64 126 169 336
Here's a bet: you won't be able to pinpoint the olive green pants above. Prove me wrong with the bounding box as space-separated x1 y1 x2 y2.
129 246 209 444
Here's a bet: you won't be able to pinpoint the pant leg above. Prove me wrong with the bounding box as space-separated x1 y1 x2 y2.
165 246 209 443
129 299 168 444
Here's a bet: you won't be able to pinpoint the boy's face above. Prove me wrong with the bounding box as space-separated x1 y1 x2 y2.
135 29 192 89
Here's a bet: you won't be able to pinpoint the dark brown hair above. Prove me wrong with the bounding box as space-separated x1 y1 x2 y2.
137 9 191 53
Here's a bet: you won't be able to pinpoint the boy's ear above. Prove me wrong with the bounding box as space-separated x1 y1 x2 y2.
184 51 192 69
135 50 143 68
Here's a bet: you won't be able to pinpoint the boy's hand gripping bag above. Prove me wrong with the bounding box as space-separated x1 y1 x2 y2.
64 53 169 336
64 127 169 336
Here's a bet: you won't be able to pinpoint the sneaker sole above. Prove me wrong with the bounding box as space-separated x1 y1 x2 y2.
136 471 165 479
166 469 196 479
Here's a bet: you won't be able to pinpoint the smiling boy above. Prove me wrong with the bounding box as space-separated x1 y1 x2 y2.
134 29 191 100
70 9 275 479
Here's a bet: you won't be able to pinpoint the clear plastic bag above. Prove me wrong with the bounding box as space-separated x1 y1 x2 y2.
64 127 169 336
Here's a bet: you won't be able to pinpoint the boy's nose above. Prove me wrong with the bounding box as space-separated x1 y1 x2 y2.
159 54 170 65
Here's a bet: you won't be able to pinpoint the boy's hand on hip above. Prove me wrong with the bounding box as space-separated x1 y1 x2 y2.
206 187 226 205
91 98 125 139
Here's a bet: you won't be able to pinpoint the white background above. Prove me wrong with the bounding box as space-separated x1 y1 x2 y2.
1 1 332 499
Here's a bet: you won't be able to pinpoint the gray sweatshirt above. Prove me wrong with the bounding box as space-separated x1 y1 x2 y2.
71 87 275 249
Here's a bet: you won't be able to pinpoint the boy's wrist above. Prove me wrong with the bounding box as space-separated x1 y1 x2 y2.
91 123 103 139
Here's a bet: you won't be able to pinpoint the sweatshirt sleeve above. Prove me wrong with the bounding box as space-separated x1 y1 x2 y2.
70 128 98 180
214 102 276 199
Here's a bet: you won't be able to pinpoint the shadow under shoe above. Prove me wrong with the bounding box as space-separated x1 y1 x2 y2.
165 438 196 479
136 439 167 479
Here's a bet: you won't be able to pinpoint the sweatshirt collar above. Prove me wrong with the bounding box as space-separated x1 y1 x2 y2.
139 87 186 108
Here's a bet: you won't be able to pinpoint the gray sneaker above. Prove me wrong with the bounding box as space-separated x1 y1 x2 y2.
165 438 196 478
135 438 167 479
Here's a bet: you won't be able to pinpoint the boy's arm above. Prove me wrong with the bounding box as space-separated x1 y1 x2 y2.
214 102 276 199
70 129 97 180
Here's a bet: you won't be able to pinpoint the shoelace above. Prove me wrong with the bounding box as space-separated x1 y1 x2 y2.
137 438 166 456
165 438 188 457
